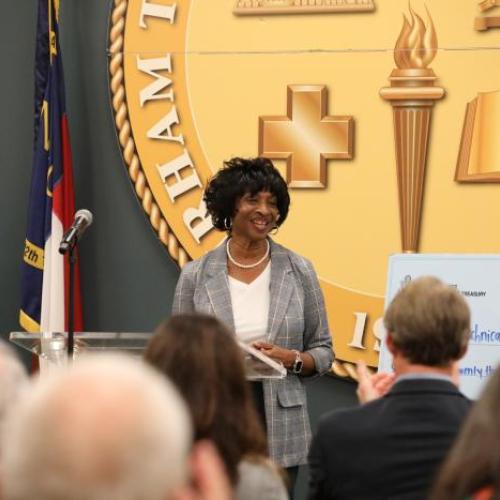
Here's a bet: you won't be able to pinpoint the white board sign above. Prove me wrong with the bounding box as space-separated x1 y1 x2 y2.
378 254 500 399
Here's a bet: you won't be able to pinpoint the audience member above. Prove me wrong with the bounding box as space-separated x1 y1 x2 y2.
1 354 230 500
0 341 28 436
144 314 288 500
431 365 500 500
307 276 472 500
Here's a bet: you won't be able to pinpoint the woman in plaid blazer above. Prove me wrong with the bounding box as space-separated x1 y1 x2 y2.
172 157 334 496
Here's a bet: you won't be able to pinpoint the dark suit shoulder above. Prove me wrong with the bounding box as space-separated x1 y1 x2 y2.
316 402 374 437
316 379 471 440
389 377 469 396
387 379 472 409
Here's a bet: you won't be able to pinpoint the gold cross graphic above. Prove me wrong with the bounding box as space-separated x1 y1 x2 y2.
259 85 354 188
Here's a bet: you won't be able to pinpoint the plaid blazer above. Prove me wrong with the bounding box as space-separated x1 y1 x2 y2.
172 239 334 467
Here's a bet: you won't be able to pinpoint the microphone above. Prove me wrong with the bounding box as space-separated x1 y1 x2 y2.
59 209 93 255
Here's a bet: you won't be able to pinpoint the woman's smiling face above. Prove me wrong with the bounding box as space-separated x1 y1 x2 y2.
231 190 279 241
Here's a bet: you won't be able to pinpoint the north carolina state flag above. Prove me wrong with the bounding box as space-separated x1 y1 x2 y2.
20 0 83 335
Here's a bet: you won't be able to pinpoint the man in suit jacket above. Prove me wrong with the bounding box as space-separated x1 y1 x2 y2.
308 276 472 500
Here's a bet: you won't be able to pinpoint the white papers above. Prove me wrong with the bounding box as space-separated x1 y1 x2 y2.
238 340 287 380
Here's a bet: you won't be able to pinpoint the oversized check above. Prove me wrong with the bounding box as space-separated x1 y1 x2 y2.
379 254 500 399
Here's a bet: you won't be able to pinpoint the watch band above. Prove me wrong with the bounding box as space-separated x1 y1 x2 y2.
292 350 303 374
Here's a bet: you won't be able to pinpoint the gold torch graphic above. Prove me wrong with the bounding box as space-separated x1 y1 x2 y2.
380 7 444 253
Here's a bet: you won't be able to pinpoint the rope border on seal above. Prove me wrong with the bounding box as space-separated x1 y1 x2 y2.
107 0 362 380
108 0 189 268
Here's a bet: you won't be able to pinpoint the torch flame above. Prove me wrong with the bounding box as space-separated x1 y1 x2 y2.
394 5 437 69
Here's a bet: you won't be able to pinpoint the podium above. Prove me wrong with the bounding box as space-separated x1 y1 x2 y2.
9 331 152 368
9 332 286 379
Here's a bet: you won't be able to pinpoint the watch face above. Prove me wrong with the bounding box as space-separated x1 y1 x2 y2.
294 359 303 374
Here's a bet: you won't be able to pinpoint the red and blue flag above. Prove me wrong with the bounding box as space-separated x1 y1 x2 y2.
20 0 83 334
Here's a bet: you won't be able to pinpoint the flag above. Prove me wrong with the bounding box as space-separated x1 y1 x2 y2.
20 0 83 334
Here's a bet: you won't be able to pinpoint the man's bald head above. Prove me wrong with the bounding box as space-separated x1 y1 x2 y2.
1 354 191 500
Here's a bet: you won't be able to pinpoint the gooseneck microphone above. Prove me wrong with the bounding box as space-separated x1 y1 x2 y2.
59 209 93 255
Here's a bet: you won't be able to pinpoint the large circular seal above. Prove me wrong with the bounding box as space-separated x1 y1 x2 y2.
109 0 500 378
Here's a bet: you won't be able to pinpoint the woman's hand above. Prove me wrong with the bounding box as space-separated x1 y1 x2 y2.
252 341 316 375
252 341 295 368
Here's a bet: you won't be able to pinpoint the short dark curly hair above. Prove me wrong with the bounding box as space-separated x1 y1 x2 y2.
204 157 290 231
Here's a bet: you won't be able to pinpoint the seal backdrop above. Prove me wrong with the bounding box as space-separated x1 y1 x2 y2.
109 0 500 379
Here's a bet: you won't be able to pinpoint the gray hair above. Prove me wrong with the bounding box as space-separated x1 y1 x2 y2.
1 354 192 500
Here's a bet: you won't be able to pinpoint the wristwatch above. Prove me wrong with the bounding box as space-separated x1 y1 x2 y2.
292 350 303 374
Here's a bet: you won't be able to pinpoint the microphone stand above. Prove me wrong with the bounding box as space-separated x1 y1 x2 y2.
67 239 77 361
59 209 92 362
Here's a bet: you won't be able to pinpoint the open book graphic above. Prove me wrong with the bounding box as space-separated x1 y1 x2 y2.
456 91 500 182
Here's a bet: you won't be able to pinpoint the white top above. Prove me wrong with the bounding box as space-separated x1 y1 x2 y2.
228 262 271 343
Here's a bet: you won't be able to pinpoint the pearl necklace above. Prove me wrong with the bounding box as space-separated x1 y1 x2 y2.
226 238 270 269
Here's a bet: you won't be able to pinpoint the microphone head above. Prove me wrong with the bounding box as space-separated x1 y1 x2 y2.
75 209 93 226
